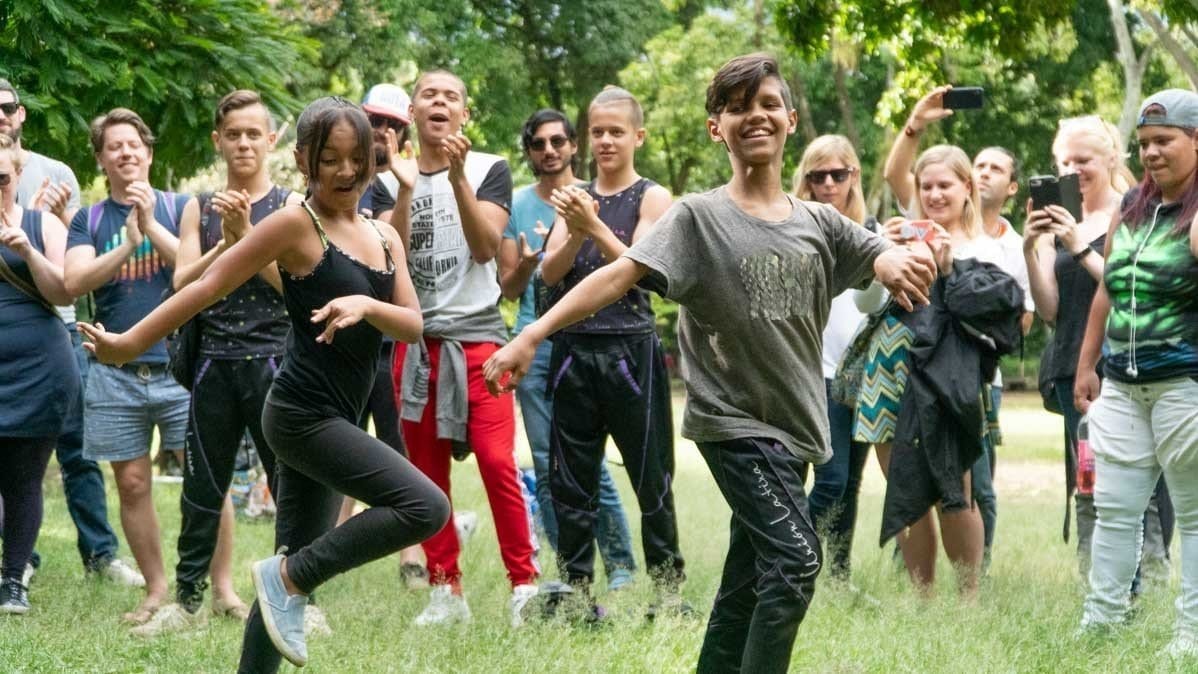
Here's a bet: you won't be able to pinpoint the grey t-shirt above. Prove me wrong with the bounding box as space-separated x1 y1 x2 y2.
16 151 82 213
624 187 890 463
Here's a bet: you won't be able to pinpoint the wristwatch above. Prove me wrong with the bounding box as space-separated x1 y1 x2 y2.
1072 246 1094 262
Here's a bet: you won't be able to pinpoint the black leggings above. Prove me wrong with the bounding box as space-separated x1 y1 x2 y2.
238 396 450 673
0 437 55 580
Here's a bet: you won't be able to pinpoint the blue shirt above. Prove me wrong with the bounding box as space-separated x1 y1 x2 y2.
67 190 189 363
502 185 556 336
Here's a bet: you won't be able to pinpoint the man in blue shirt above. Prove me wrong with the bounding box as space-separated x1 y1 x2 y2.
498 109 636 593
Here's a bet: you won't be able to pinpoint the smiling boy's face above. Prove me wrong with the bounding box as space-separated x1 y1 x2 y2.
707 76 796 164
412 73 469 146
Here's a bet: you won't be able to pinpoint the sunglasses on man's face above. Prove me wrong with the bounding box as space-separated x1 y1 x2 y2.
0 173 10 187
806 168 855 185
529 135 569 152
0 102 19 117
368 114 406 132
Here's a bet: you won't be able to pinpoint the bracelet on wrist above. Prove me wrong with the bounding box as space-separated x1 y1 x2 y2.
904 124 922 138
1071 246 1094 262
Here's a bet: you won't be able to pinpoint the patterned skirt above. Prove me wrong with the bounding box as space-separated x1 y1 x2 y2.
853 315 914 444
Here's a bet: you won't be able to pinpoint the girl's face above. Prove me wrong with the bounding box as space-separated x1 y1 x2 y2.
0 152 17 203
308 119 368 211
918 162 970 227
1137 125 1198 199
806 159 856 215
1055 136 1112 200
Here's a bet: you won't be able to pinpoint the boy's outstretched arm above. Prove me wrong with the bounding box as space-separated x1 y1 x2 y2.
872 243 938 311
484 256 648 395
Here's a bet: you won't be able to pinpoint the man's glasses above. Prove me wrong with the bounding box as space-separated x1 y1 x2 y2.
368 114 406 133
0 173 11 187
529 135 569 152
806 167 855 185
0 102 18 117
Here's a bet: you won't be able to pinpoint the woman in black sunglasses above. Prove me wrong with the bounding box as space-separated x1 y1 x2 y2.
791 134 872 581
0 133 79 614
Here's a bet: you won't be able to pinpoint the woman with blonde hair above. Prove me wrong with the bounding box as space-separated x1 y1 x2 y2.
793 134 873 579
1030 113 1172 583
861 120 1023 596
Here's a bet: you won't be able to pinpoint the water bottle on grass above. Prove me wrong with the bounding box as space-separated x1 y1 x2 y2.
1077 415 1095 495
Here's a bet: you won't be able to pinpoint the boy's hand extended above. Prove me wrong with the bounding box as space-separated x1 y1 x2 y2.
873 244 937 311
483 332 537 396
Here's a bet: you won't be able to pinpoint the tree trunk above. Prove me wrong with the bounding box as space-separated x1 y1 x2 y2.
788 71 818 144
752 0 765 49
1140 10 1198 91
1106 0 1153 141
575 106 592 181
833 62 861 150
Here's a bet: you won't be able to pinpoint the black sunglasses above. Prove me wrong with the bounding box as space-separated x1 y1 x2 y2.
0 173 9 186
368 114 406 132
0 102 18 116
529 135 569 152
806 167 855 184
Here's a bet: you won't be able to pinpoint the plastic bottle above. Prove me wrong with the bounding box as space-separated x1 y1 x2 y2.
1076 415 1095 495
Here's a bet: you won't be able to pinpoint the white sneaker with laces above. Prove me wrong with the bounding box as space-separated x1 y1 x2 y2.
454 511 479 546
100 559 146 587
303 604 333 637
414 585 471 626
130 603 207 638
509 584 539 628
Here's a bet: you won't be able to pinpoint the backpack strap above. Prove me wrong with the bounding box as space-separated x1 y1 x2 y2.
87 202 104 238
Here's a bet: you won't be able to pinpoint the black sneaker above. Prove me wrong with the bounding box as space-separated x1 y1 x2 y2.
0 578 30 615
646 588 697 621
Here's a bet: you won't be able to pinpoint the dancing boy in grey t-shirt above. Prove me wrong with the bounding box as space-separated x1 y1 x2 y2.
484 54 938 673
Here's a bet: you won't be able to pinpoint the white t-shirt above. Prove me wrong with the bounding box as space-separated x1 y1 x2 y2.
821 290 866 379
408 152 512 337
956 233 1016 387
993 218 1034 312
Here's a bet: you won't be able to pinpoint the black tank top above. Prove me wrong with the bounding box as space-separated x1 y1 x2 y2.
197 186 292 358
270 203 395 420
561 177 655 335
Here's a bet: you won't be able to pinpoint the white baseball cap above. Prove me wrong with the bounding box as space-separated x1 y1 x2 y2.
362 84 412 125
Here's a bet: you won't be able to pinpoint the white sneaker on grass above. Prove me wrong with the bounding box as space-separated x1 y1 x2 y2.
454 511 479 546
99 559 146 587
509 584 539 627
129 603 207 637
251 554 308 667
414 584 471 626
1164 632 1198 659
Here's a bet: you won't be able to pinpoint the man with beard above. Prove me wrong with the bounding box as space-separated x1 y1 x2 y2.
0 79 141 589
498 109 637 593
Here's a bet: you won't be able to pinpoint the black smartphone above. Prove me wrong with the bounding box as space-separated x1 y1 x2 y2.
1029 173 1083 222
942 87 984 110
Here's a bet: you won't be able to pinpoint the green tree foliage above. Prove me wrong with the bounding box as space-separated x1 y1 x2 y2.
1 0 313 186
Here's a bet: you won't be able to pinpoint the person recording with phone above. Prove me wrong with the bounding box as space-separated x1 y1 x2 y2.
1021 115 1173 583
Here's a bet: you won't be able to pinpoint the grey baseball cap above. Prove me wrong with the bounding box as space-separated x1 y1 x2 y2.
1137 89 1198 129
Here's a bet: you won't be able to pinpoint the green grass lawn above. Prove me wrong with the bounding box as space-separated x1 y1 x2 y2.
2 391 1191 673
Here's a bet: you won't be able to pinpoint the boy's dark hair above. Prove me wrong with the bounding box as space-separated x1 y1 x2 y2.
980 145 1021 185
413 69 468 100
522 108 579 175
295 96 374 195
90 108 155 154
214 89 274 131
705 53 793 116
589 86 644 128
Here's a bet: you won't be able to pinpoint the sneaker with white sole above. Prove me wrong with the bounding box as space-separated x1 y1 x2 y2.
251 554 308 667
509 584 539 627
129 603 207 637
414 585 471 626
0 578 29 615
454 511 479 546
1164 632 1198 659
303 604 333 637
98 559 146 587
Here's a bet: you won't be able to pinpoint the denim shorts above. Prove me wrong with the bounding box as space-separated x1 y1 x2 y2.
83 361 190 462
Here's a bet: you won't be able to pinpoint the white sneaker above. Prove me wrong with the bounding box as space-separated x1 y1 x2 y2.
414 585 471 626
129 603 207 637
100 559 146 587
454 511 479 546
21 563 34 587
509 584 539 628
1164 633 1198 659
303 604 333 637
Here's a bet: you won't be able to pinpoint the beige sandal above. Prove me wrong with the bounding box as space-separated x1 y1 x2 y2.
121 598 163 625
211 596 250 621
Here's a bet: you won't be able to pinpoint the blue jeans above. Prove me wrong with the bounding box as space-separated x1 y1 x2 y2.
515 340 636 578
971 387 1000 556
51 327 119 570
810 380 870 577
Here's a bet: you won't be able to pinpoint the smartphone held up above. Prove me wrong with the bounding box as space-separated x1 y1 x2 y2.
942 87 985 110
1029 173 1084 222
